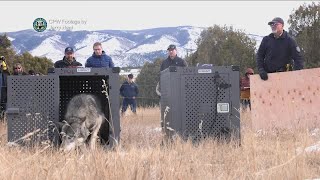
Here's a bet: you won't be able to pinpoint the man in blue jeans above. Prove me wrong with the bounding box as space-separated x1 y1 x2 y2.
120 74 139 115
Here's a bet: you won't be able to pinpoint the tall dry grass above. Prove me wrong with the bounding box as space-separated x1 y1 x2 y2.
0 107 319 180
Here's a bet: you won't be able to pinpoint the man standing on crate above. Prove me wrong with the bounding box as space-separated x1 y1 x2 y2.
85 42 114 68
158 44 188 131
120 74 139 116
257 17 304 81
157 44 188 97
160 44 188 72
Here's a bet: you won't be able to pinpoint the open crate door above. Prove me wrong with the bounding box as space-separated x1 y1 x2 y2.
6 75 60 146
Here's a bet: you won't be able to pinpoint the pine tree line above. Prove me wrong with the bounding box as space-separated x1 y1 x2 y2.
0 34 53 75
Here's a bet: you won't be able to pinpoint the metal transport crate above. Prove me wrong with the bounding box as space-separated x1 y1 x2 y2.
6 67 120 147
160 66 240 142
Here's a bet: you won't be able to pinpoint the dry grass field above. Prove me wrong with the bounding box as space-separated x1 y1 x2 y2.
0 107 319 179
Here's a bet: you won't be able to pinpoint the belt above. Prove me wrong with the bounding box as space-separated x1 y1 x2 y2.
270 64 293 73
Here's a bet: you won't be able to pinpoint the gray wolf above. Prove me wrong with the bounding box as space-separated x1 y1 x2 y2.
59 94 104 152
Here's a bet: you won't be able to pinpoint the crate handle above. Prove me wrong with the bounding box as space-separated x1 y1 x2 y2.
6 108 20 115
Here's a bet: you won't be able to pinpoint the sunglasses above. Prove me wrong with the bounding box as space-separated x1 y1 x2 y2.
270 23 280 26
14 67 22 70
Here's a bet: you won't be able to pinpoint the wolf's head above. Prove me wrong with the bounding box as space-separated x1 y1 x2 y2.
59 117 90 152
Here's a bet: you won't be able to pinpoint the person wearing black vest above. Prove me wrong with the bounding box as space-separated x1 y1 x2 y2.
257 17 304 81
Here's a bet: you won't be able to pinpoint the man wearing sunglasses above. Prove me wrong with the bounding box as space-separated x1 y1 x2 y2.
13 63 27 75
256 17 304 81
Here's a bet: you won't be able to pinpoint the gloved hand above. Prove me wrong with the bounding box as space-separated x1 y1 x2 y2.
259 70 268 81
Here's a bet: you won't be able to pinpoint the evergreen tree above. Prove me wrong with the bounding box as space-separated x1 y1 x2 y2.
0 34 11 49
135 58 163 107
288 2 320 68
187 25 256 75
0 34 54 74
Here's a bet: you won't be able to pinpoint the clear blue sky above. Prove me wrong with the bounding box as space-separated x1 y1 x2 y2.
0 1 313 35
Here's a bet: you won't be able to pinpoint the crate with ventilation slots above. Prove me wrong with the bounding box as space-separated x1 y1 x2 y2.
6 67 120 147
160 66 240 142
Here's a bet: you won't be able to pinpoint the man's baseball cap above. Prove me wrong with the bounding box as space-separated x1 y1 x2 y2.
167 44 176 50
65 47 74 53
268 17 284 25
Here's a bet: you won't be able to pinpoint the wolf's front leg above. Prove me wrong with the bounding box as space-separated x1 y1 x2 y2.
89 116 103 150
89 129 99 150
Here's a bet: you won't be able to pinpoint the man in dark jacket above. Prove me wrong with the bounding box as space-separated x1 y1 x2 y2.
0 56 9 114
158 45 187 129
160 44 188 71
120 74 139 115
54 47 82 68
85 42 114 68
157 44 188 99
257 17 304 81
158 44 188 94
